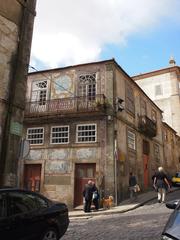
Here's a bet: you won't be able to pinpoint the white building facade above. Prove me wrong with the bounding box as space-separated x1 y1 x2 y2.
133 59 180 136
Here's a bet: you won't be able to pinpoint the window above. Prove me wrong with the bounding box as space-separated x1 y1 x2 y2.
126 83 135 114
0 193 6 218
163 130 168 141
27 127 44 145
154 144 160 163
127 130 136 150
31 80 47 105
78 73 96 100
8 192 48 216
76 124 97 143
51 126 69 144
152 109 157 122
155 84 163 96
140 98 147 116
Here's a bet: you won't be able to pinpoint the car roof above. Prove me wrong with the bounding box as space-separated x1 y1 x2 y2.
0 188 51 201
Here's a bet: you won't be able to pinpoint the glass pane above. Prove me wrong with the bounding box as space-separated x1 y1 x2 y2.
8 192 37 215
87 168 93 178
78 168 84 178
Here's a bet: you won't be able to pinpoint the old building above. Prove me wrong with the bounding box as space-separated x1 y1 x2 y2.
0 0 36 186
132 58 180 135
22 59 177 209
162 122 180 174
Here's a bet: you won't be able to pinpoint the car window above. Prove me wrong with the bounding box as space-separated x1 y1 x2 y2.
166 209 180 239
0 193 6 218
33 194 49 209
177 173 180 178
7 192 48 216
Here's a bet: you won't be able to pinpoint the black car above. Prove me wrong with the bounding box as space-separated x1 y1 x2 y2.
161 199 180 240
0 188 69 240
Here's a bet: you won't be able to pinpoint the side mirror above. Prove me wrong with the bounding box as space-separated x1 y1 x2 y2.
166 200 179 209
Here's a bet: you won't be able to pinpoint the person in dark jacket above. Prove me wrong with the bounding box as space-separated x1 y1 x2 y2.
83 180 93 212
129 172 137 200
153 166 170 203
92 182 99 211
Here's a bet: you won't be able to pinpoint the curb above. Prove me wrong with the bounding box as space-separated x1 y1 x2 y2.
69 188 180 219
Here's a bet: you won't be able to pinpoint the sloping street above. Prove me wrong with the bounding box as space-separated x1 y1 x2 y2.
62 190 179 240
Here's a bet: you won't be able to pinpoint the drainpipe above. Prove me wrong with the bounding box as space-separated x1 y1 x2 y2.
114 132 118 205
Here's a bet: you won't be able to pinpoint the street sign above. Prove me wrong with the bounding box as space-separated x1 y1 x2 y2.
10 121 23 136
19 139 30 159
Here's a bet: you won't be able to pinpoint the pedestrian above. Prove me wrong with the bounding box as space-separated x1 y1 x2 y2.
82 180 93 212
92 182 99 211
129 172 138 200
152 170 156 190
153 166 171 203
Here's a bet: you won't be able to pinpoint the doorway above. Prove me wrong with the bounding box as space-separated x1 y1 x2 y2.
74 163 96 207
143 140 150 188
24 164 41 192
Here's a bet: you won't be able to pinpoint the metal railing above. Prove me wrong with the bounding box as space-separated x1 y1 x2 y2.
25 94 106 116
138 115 157 138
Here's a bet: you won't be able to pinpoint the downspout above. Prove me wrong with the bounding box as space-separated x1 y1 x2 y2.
114 134 118 205
113 65 118 205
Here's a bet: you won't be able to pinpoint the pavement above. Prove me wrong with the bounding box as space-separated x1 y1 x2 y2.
69 187 180 219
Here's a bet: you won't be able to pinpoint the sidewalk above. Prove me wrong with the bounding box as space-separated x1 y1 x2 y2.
69 187 179 219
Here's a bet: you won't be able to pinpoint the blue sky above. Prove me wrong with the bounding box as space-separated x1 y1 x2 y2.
30 0 180 76
103 20 180 76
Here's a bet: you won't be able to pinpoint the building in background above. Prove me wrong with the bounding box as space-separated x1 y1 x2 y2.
21 59 179 209
0 0 36 186
133 58 180 136
162 122 180 174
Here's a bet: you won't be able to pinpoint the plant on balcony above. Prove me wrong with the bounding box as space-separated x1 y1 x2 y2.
95 99 107 109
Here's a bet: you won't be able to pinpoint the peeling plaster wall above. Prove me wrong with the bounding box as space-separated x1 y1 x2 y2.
0 14 18 156
25 146 101 207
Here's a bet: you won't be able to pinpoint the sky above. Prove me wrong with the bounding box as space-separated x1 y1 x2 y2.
30 0 180 76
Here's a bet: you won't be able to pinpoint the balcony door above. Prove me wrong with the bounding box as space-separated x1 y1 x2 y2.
74 163 96 207
31 80 48 113
78 73 96 109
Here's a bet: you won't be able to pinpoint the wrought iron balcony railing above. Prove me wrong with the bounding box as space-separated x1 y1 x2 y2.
25 94 107 117
138 115 157 138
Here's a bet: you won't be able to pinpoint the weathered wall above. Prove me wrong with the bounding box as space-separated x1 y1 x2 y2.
0 0 36 186
0 14 19 164
114 66 165 200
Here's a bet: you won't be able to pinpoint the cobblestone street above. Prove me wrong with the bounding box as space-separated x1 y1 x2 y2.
62 192 178 240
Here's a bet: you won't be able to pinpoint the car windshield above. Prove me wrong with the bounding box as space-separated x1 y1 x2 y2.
175 173 180 178
166 208 180 239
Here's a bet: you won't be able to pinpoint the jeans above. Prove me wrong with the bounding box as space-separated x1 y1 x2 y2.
129 186 137 200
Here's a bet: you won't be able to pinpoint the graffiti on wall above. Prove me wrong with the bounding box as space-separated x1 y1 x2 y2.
45 161 69 174
26 150 42 160
76 148 97 160
51 74 74 99
48 149 69 161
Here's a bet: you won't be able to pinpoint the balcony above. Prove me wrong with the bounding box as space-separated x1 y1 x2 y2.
138 115 157 138
25 94 107 118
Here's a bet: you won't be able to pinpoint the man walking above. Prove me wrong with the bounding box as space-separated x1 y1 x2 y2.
83 180 93 212
153 166 170 203
129 172 138 200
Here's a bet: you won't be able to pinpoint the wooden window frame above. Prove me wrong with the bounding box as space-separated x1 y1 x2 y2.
76 123 97 143
27 127 44 145
50 125 69 144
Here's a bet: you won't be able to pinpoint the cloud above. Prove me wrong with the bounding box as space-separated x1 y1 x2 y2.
30 0 180 69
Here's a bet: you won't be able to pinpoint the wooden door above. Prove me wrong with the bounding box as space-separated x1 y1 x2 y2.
74 163 96 207
24 164 41 192
143 140 150 188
